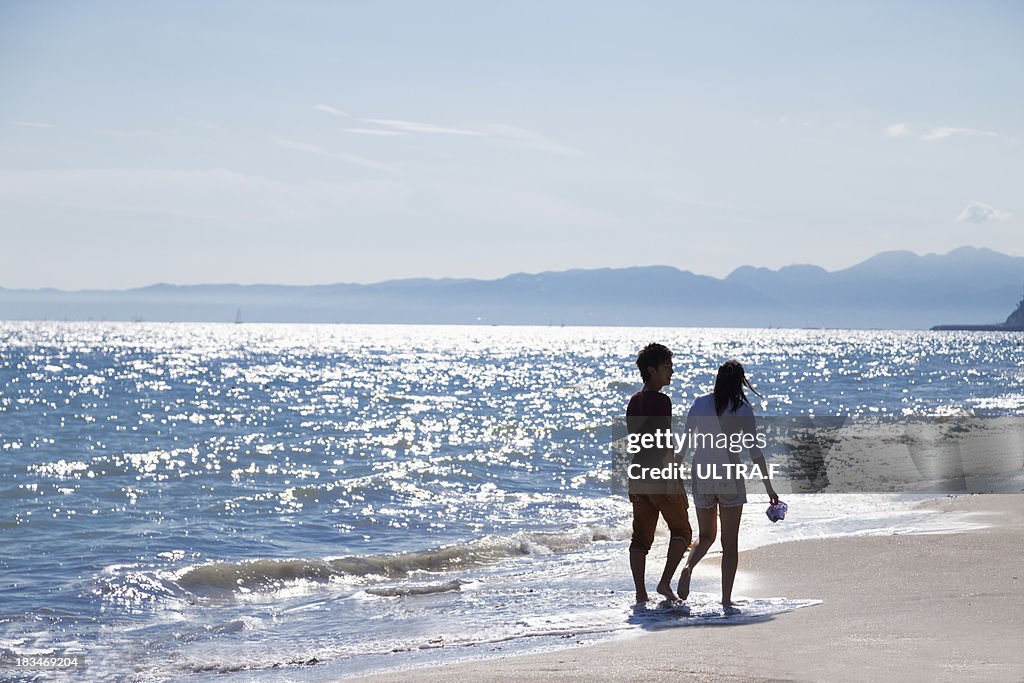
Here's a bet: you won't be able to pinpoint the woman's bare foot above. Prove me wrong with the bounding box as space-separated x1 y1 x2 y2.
656 582 678 602
722 601 741 615
676 565 692 601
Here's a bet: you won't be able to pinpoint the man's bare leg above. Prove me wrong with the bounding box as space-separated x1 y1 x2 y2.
630 551 649 603
677 505 718 600
656 537 686 600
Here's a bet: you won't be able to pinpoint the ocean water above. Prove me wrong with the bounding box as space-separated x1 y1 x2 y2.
1 322 1022 681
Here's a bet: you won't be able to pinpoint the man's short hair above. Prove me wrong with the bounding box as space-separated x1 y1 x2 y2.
636 343 672 381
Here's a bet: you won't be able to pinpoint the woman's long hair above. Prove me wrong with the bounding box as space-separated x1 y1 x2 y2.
713 360 762 416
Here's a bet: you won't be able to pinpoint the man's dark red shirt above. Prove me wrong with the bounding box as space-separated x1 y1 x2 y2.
626 390 672 492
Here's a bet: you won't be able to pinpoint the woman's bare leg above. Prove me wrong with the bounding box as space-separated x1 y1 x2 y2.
677 505 717 600
719 504 743 607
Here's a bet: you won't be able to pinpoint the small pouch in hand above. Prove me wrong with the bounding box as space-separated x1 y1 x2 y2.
765 501 788 523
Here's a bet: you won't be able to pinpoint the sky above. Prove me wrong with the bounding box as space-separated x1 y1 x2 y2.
1 0 1021 290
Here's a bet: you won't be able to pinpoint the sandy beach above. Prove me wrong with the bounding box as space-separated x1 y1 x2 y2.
356 494 1024 682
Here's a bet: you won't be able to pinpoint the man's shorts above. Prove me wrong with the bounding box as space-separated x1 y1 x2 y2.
628 493 692 554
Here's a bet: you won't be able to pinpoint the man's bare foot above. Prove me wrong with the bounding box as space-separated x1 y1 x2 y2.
656 582 678 602
676 565 692 601
722 601 741 615
635 592 650 604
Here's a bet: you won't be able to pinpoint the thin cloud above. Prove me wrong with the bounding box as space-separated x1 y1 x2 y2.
313 104 348 117
344 128 407 136
956 201 1011 223
272 138 398 173
360 118 485 136
922 126 999 141
9 121 56 129
315 106 579 154
480 124 582 156
884 123 909 137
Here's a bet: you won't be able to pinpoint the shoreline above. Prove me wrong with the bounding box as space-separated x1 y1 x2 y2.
354 494 1024 682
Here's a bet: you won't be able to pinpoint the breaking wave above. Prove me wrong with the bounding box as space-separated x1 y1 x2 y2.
169 524 629 596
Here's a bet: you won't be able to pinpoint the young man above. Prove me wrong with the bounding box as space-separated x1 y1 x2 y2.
625 343 692 603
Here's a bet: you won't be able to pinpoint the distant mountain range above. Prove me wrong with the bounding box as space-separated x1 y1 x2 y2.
3 246 1023 329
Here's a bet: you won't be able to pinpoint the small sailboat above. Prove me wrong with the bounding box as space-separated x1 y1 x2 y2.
234 308 243 324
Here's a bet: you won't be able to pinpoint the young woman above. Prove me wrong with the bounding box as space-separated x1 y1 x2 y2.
677 360 778 611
